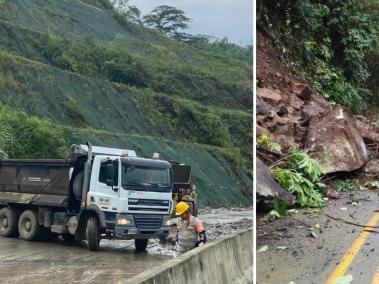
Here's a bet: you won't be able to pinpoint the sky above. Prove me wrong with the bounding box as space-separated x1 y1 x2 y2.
128 0 253 46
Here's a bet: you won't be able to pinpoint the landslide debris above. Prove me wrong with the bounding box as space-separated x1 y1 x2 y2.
256 32 379 203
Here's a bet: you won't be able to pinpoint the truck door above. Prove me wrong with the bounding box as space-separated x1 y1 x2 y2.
89 156 120 212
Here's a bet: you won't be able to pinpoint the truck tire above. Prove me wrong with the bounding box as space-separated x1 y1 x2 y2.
18 210 41 241
135 239 148 252
0 207 19 237
86 216 100 251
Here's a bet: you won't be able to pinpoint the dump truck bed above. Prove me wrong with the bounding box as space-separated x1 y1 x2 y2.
0 159 76 207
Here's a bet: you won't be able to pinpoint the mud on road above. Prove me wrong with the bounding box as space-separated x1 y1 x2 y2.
0 207 253 284
0 237 169 284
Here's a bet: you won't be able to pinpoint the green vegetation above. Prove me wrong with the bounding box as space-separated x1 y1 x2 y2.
258 0 378 113
143 5 191 39
257 133 281 153
268 198 288 220
271 147 325 207
332 181 355 192
0 105 69 159
0 0 252 206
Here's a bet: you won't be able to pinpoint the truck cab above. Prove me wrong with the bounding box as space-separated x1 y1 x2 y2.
73 145 173 251
87 155 172 237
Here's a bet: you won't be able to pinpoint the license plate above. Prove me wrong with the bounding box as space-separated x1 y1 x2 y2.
128 228 137 234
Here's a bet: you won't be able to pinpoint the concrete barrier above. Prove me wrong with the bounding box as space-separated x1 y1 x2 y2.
125 229 253 284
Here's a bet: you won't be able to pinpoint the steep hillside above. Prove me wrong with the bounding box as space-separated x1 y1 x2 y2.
0 0 252 206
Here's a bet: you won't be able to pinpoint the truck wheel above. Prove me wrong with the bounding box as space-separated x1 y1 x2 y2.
135 239 148 252
0 207 19 237
18 210 41 241
86 216 100 251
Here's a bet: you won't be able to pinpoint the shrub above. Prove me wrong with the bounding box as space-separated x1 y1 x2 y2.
271 147 325 207
258 0 378 113
0 105 70 158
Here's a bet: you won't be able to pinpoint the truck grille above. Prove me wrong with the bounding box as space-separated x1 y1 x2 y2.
134 214 163 229
129 207 167 212
128 198 169 206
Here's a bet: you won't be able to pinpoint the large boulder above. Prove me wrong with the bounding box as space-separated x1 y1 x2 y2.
256 158 295 205
305 107 368 173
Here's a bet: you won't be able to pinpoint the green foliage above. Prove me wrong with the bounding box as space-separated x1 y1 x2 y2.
143 5 191 37
271 148 325 207
125 5 143 25
311 59 366 113
268 198 288 220
258 0 378 113
0 105 69 158
257 133 281 153
29 32 251 109
332 181 355 192
0 119 14 158
187 36 252 63
272 168 325 207
41 35 151 88
62 96 89 128
287 146 324 183
131 90 234 148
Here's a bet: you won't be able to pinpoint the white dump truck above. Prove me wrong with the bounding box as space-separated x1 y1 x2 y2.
0 143 173 251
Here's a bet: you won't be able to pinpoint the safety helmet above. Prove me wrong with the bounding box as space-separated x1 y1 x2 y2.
175 201 190 216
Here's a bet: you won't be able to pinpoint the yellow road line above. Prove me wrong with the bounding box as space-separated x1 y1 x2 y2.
325 211 379 284
371 265 379 284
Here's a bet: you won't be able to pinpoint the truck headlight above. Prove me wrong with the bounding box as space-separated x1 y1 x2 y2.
165 220 172 226
117 218 129 225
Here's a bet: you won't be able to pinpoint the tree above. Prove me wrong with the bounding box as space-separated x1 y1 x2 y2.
143 5 191 37
110 0 129 13
126 5 143 25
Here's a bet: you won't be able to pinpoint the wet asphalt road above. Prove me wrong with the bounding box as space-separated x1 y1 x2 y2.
0 207 253 284
0 237 169 284
257 191 379 284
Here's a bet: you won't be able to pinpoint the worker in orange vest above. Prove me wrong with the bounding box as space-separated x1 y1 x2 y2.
174 201 206 256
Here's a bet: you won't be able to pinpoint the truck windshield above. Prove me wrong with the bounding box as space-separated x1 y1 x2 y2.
122 165 170 192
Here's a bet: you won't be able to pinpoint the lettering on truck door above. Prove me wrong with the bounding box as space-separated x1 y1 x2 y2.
90 156 120 212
